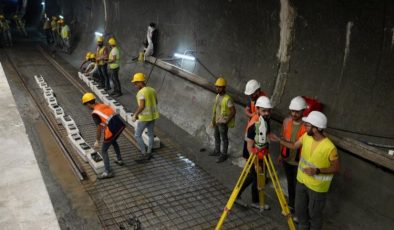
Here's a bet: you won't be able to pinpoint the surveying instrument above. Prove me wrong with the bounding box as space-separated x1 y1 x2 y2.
215 147 296 230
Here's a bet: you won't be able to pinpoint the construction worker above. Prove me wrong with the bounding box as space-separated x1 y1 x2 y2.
43 17 52 44
82 92 126 179
235 96 272 210
83 53 99 79
209 77 236 163
79 51 93 72
96 36 109 90
242 79 267 159
60 19 71 53
107 37 122 97
0 15 12 47
277 96 307 220
13 14 27 36
56 19 63 48
272 111 340 230
144 22 157 60
131 73 159 163
50 16 58 45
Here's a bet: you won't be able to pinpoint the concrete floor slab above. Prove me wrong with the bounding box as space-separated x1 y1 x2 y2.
0 62 60 229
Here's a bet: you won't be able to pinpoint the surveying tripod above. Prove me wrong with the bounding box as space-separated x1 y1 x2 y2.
215 148 296 230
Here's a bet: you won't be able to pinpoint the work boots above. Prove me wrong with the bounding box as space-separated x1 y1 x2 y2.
216 154 228 163
134 153 152 163
97 171 114 179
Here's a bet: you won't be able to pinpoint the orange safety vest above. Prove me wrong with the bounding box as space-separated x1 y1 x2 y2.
249 91 267 114
244 91 267 133
281 118 306 161
92 103 115 141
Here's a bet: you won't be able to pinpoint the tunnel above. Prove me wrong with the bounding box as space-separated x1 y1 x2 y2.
0 0 393 229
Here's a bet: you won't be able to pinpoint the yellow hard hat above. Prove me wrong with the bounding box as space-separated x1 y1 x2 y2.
97 36 104 43
0 15 4 19
82 92 96 104
131 73 145 83
13 15 18 18
108 38 116 46
215 77 226 87
85 52 92 60
89 53 96 59
52 16 57 20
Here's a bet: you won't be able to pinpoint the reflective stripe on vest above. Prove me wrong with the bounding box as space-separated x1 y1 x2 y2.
281 118 306 163
136 87 159 121
109 47 120 69
92 104 115 140
297 134 336 192
212 93 235 128
298 158 333 182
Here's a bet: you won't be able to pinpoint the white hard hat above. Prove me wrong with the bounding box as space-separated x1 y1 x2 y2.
289 96 307 111
255 96 273 109
244 79 261 95
302 111 327 129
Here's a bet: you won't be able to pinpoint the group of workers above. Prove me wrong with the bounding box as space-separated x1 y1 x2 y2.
212 77 340 229
80 65 339 229
81 72 158 179
42 15 70 53
75 28 338 229
0 14 27 47
80 36 122 97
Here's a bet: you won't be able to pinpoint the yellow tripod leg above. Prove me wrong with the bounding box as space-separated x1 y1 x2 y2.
215 154 257 230
263 154 296 230
255 157 266 210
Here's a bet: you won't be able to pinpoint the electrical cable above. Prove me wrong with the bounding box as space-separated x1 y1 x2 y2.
146 57 158 84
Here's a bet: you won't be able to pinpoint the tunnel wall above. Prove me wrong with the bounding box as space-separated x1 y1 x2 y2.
51 0 394 228
57 0 394 143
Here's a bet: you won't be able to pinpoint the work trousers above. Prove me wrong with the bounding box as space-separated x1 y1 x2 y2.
44 29 52 44
63 38 70 53
238 166 259 203
101 135 122 173
2 31 12 46
283 161 298 210
135 120 155 155
214 123 229 154
110 67 121 94
98 64 110 90
296 182 327 230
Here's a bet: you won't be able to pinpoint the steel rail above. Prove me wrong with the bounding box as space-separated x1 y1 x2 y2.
3 50 86 181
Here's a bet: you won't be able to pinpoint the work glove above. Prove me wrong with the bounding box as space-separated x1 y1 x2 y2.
94 140 100 148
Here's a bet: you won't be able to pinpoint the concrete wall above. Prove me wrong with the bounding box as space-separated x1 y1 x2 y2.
49 0 394 228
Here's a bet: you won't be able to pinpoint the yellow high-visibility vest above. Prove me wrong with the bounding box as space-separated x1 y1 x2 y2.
97 46 106 65
136 86 159 121
212 94 235 128
108 46 120 69
61 25 70 39
297 133 336 192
